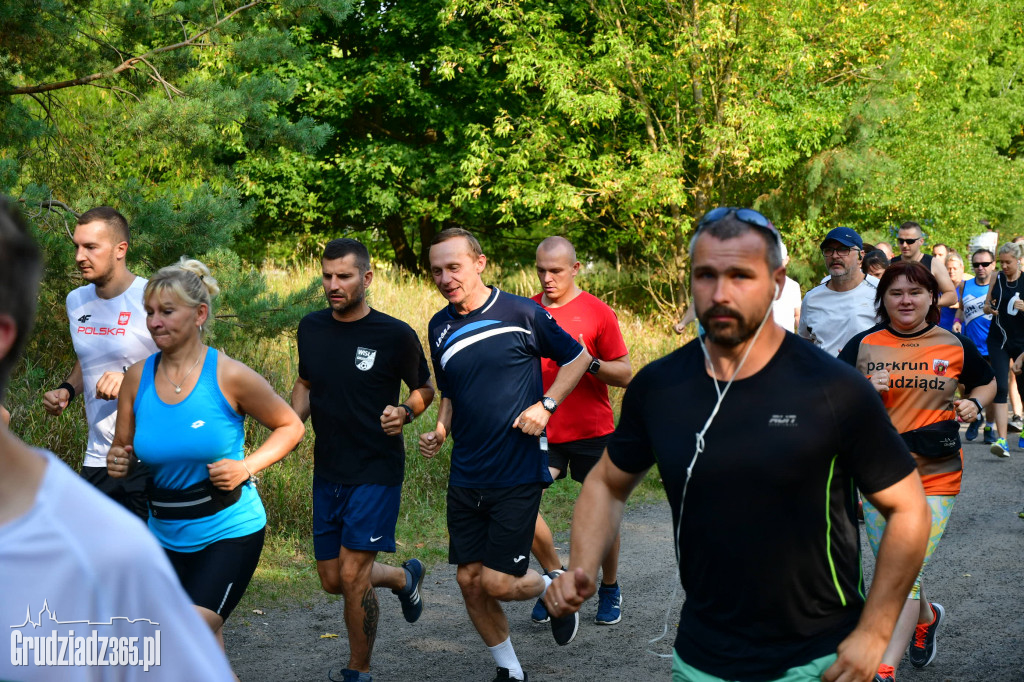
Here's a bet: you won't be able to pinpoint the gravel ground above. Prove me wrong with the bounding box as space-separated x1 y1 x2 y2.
226 435 1024 681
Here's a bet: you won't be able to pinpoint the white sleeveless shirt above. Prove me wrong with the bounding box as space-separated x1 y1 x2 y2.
66 277 158 467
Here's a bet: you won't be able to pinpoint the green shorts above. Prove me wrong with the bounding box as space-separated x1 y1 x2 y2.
672 651 837 682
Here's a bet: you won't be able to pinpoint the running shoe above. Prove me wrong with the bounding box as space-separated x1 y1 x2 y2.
392 558 424 623
546 570 579 646
1009 415 1023 432
492 668 527 682
990 437 1010 458
1019 508 1024 520
965 419 980 441
530 597 550 624
1018 434 1024 450
874 664 895 681
328 669 372 682
984 425 997 444
908 602 945 668
595 584 622 625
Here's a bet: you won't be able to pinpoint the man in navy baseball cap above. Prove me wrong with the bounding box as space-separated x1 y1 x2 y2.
820 226 864 251
799 226 879 356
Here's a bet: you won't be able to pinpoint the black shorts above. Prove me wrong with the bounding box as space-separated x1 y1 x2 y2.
165 527 265 621
548 436 608 483
81 461 151 523
447 483 543 576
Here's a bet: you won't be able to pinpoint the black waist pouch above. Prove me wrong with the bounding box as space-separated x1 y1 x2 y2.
146 478 242 520
900 419 962 459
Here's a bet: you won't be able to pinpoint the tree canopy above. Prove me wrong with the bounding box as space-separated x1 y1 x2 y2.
3 0 1022 309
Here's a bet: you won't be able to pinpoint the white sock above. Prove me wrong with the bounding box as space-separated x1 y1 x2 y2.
488 637 523 680
540 573 553 597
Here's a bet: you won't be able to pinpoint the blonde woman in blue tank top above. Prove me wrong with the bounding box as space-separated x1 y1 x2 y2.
107 258 304 675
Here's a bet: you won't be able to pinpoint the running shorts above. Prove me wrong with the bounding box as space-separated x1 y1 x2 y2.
447 482 543 576
548 435 608 483
312 476 402 560
82 461 152 523
165 527 265 620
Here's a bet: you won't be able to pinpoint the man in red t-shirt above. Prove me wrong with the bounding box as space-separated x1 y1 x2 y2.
529 236 632 627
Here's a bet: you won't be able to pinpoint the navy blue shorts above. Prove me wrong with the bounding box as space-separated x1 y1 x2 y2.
447 482 544 576
312 475 401 560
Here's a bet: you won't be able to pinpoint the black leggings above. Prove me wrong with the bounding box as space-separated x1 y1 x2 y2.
985 339 1024 405
165 527 265 620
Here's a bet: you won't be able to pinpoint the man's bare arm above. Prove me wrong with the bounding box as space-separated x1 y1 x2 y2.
291 376 311 422
594 354 632 388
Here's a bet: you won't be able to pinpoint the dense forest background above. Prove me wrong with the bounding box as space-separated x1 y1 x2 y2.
3 0 1023 322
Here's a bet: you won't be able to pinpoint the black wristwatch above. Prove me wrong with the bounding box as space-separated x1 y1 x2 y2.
398 404 414 424
587 357 601 375
967 397 983 420
541 396 558 414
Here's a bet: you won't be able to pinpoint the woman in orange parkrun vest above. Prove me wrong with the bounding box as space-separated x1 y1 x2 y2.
838 261 995 682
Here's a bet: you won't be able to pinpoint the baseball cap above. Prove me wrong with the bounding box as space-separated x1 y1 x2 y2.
820 227 863 250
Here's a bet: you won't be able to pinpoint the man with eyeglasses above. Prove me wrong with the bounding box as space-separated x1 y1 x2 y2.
545 206 930 682
961 250 1000 443
799 227 880 356
891 222 957 306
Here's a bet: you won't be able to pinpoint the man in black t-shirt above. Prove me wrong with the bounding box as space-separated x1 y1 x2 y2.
546 208 932 682
292 238 434 682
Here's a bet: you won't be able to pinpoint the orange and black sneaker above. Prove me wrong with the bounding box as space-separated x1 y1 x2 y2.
874 664 895 681
908 602 945 668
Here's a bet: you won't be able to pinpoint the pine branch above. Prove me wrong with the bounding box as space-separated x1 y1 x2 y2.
0 1 263 96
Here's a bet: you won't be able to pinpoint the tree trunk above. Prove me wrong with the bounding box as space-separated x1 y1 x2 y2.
383 214 418 272
418 215 437 271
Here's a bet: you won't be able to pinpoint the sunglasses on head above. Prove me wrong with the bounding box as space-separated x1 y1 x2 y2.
696 207 781 244
896 237 921 245
972 260 993 268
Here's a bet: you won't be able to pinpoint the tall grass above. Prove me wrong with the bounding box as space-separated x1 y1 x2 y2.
6 261 679 604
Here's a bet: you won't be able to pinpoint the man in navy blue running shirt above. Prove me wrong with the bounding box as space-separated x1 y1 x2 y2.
419 228 591 682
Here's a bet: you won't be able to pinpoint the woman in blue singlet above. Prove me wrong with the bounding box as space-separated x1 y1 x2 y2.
107 258 304 672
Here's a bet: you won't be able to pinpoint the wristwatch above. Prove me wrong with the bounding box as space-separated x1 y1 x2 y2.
587 357 602 375
541 396 558 414
967 397 983 420
398 404 414 423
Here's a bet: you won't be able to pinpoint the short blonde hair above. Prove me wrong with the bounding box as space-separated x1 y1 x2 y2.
144 257 220 325
998 242 1024 260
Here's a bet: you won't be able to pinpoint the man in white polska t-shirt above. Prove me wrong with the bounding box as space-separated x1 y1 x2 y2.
41 207 157 521
799 227 879 357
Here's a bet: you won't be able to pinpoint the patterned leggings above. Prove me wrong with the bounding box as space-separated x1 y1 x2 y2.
862 494 956 599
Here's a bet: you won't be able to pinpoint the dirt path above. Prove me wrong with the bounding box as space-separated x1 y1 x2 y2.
226 438 1024 681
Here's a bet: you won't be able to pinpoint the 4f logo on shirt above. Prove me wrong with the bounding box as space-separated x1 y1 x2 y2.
77 314 91 323
118 311 131 325
932 359 950 376
355 347 377 371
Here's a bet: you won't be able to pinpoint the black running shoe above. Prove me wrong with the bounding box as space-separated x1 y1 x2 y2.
545 570 579 646
492 667 527 681
908 602 944 668
392 558 424 623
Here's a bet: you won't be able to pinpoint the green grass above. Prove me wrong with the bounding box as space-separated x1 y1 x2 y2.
8 262 678 607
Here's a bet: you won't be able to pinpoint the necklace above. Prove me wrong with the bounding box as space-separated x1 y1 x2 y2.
162 350 203 394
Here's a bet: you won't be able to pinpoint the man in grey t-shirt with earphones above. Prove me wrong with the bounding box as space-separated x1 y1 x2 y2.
546 207 931 682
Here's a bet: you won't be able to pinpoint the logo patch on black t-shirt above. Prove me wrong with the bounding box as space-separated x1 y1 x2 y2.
356 347 377 371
